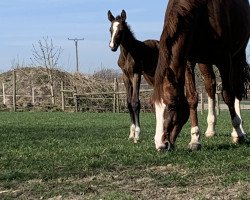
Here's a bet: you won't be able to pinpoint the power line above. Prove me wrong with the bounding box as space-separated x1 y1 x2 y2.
68 38 84 73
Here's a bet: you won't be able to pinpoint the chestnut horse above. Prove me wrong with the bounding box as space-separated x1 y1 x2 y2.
108 10 159 143
153 0 250 150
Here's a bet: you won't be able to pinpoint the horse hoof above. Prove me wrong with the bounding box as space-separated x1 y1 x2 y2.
156 141 174 151
133 138 139 144
188 143 202 151
232 135 247 144
156 144 166 151
205 131 216 138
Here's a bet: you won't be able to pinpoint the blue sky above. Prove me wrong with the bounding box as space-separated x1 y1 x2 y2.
0 0 249 74
0 0 167 73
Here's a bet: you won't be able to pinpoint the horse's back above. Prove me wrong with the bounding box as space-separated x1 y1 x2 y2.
207 0 250 54
143 39 159 49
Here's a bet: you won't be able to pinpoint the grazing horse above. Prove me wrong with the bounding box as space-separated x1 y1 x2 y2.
107 10 159 143
153 0 250 150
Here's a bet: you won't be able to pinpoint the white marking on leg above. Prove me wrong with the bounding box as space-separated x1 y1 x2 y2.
231 98 246 142
205 96 216 137
231 115 242 142
232 98 246 137
129 124 135 140
154 100 166 150
134 126 140 143
109 22 119 48
190 126 200 144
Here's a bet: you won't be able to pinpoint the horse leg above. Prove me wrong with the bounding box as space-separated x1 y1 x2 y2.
231 98 246 142
123 75 136 141
185 62 202 151
198 64 217 137
230 51 247 143
218 64 244 143
131 73 141 143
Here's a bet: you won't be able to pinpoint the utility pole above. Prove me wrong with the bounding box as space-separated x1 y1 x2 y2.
68 38 84 72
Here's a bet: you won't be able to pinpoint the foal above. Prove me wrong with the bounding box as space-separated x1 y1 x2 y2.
108 10 159 143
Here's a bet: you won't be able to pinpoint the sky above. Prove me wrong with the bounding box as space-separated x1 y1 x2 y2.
0 0 249 74
0 0 167 74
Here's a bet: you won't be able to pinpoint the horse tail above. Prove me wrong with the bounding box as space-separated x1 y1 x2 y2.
230 48 249 100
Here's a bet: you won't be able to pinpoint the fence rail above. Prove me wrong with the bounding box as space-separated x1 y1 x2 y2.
1 72 250 113
61 78 250 114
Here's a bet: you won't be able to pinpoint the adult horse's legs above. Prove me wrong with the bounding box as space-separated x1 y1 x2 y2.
198 64 217 137
218 58 246 143
185 62 202 150
230 50 247 142
231 98 246 142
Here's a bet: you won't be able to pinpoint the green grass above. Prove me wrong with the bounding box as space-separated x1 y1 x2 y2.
0 111 249 199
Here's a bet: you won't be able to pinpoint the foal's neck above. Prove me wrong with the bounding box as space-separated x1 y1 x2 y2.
120 25 139 54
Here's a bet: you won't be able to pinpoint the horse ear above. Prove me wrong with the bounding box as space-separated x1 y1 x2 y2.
108 10 115 22
121 9 126 21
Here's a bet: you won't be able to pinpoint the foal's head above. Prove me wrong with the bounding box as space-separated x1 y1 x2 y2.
107 10 127 51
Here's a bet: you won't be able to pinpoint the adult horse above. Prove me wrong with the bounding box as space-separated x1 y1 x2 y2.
108 10 159 143
153 0 250 151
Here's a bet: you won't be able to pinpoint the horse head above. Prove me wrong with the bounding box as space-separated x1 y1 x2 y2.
107 10 127 51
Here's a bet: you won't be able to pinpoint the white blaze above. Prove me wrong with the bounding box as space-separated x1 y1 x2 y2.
109 22 119 48
154 100 166 150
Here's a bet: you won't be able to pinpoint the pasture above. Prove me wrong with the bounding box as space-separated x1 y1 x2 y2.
0 111 249 199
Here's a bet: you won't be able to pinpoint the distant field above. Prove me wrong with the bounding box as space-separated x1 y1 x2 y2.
0 111 249 200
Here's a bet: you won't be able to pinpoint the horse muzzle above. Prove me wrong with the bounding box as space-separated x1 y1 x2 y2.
110 45 118 52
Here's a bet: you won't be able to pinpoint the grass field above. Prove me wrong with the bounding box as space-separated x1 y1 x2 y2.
0 111 249 200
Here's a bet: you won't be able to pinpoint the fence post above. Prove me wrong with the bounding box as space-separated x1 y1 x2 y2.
2 83 6 104
13 70 16 112
74 86 78 112
113 78 117 113
116 79 119 113
61 82 65 111
215 93 220 115
32 87 35 104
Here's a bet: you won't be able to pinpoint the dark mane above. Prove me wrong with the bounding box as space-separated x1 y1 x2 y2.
115 15 136 39
153 0 203 103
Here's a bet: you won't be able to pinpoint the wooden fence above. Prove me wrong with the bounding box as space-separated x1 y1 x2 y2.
61 78 250 114
1 72 250 113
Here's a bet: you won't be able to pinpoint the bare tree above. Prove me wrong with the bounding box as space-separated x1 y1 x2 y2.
93 68 122 82
31 37 63 104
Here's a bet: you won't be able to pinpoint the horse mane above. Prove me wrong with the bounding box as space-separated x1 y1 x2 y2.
153 0 204 103
115 15 136 40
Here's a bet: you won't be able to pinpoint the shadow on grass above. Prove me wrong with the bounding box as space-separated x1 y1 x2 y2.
205 139 250 151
